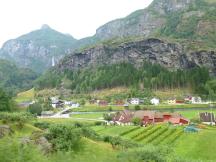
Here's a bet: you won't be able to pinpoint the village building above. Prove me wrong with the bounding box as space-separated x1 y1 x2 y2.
51 100 64 108
167 98 176 104
129 98 140 105
199 112 215 125
150 98 160 105
113 110 189 125
112 110 133 125
191 97 202 104
184 96 202 104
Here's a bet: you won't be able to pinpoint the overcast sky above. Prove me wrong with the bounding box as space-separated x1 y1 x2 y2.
0 0 153 47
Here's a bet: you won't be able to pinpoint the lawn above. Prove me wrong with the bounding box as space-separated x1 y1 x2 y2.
71 112 104 119
38 118 96 124
174 128 216 161
177 110 216 119
15 88 35 103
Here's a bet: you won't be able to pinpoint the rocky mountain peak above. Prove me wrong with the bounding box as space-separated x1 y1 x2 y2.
41 24 51 30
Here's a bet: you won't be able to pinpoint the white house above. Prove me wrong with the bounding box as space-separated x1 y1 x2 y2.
191 97 202 104
130 98 140 105
150 98 160 105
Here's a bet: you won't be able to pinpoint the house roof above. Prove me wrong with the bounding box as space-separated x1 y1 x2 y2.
155 112 163 119
133 110 155 119
200 112 215 122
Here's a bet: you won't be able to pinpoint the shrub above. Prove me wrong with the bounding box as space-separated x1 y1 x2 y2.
94 121 104 126
45 124 82 151
28 103 42 115
131 117 141 126
134 105 141 110
117 145 170 162
0 112 34 124
34 122 50 130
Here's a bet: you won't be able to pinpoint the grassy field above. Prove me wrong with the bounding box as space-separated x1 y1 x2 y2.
92 124 185 145
71 112 105 119
15 88 35 103
177 110 216 119
92 124 216 161
72 103 212 112
49 138 118 162
174 128 216 161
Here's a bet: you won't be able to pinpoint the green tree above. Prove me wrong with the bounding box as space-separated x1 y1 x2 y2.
0 89 13 112
28 103 42 115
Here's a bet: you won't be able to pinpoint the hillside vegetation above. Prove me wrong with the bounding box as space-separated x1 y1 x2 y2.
0 59 38 95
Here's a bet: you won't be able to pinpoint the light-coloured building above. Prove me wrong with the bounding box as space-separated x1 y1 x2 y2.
150 98 160 105
130 98 140 105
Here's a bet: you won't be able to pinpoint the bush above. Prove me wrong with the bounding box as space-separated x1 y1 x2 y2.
132 117 141 126
34 122 50 130
0 112 34 123
103 136 138 149
117 145 170 162
134 105 141 110
94 121 104 126
45 124 83 151
28 103 42 115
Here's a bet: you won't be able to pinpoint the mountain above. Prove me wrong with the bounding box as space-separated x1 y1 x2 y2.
0 59 38 95
56 38 215 74
35 0 216 93
0 25 77 73
75 0 215 51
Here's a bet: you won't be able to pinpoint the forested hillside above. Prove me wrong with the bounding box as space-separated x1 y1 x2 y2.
35 62 210 95
0 59 38 95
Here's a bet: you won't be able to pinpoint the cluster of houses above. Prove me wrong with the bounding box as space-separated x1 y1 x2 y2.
167 96 202 105
112 110 190 126
89 96 202 107
50 97 80 108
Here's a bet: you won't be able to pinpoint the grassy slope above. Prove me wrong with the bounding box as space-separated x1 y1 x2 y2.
174 128 216 161
15 88 35 103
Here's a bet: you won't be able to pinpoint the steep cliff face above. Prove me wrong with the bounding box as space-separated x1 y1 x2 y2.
56 38 216 74
0 25 77 73
94 0 194 41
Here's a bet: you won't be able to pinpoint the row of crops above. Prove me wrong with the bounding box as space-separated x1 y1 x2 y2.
92 125 184 145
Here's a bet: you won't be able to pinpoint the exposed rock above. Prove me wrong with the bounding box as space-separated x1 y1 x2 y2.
0 125 13 138
0 25 77 73
35 137 52 154
56 38 216 75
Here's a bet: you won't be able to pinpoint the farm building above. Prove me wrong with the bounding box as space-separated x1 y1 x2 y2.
113 110 189 125
199 112 215 125
112 110 133 125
